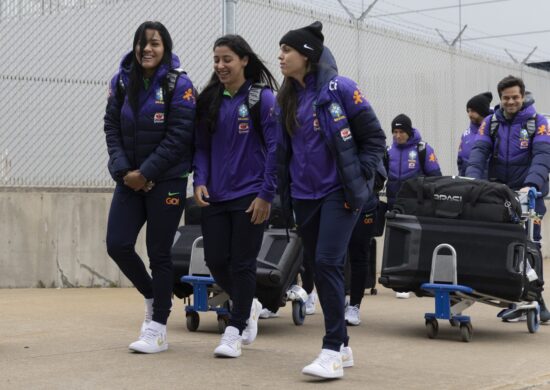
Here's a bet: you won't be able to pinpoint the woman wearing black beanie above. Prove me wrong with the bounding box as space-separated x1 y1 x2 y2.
277 21 386 379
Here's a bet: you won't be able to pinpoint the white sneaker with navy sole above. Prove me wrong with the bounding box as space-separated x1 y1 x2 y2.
129 320 168 353
302 349 344 379
214 326 242 358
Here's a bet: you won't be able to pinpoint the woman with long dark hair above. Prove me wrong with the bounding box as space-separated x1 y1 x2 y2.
277 21 386 378
193 35 280 358
104 21 195 353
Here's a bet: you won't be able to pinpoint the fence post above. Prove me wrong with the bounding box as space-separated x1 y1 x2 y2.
223 0 237 34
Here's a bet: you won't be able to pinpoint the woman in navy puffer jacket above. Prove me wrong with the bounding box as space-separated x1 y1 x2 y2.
104 21 195 354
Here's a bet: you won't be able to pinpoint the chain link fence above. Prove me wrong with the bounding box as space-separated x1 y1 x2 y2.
0 0 221 187
236 0 550 177
2 0 550 187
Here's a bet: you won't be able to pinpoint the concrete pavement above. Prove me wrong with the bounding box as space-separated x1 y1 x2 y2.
2 286 550 390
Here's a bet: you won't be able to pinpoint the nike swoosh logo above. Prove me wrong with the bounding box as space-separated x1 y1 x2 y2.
167 192 180 196
303 43 314 51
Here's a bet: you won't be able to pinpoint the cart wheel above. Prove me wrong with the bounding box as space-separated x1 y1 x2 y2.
425 319 439 339
217 314 229 334
186 311 200 332
460 322 473 342
527 309 539 333
292 301 306 326
370 288 378 296
449 318 459 327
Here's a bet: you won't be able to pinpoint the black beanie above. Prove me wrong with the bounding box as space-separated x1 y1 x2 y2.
279 21 324 64
391 114 413 138
467 92 492 118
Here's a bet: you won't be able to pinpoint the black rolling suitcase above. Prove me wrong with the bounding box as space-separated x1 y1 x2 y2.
255 229 303 313
379 212 543 301
365 239 377 294
344 238 378 296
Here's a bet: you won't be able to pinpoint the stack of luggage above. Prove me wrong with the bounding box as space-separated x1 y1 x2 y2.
379 176 544 302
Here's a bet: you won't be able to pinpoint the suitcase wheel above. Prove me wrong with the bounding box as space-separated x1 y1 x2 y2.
527 309 540 334
186 311 200 332
425 319 438 339
292 301 306 326
459 322 473 342
370 288 378 296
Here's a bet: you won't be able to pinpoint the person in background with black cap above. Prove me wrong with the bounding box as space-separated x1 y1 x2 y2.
385 114 441 299
277 21 386 379
457 92 493 176
386 114 441 210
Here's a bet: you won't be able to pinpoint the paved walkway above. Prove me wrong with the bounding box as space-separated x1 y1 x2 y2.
2 287 550 389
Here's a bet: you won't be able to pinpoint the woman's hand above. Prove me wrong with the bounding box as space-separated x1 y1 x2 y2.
246 197 271 225
194 185 211 207
123 170 147 191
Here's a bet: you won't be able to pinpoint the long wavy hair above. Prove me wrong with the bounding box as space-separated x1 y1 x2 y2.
127 21 173 112
277 61 316 136
196 35 279 134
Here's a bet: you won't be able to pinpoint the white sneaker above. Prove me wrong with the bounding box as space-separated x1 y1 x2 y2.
259 308 279 319
139 320 150 338
242 298 262 345
302 349 344 379
395 292 411 299
129 321 168 353
305 292 317 315
341 345 354 368
345 304 361 326
214 326 242 358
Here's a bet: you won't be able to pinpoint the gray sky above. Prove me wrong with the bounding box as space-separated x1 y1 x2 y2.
292 0 550 64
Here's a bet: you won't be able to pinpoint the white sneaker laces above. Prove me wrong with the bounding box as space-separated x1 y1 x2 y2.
141 327 160 343
313 352 338 368
220 331 241 345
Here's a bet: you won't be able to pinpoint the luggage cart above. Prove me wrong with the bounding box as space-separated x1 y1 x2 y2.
181 237 230 334
420 187 542 342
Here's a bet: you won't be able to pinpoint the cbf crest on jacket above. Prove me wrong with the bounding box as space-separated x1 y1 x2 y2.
386 128 441 207
193 81 280 203
278 47 386 211
104 52 196 183
466 101 550 195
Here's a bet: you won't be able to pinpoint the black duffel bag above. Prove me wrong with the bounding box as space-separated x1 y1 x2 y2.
393 176 522 223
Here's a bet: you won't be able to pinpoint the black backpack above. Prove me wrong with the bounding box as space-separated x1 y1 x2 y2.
488 113 537 163
247 83 266 149
115 68 187 114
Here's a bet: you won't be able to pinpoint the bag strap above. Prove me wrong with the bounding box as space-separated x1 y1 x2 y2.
417 141 427 172
247 83 266 149
162 68 187 114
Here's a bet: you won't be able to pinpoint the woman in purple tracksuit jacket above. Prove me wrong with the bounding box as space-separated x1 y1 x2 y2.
386 114 442 209
193 35 280 358
277 22 386 379
104 21 195 353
